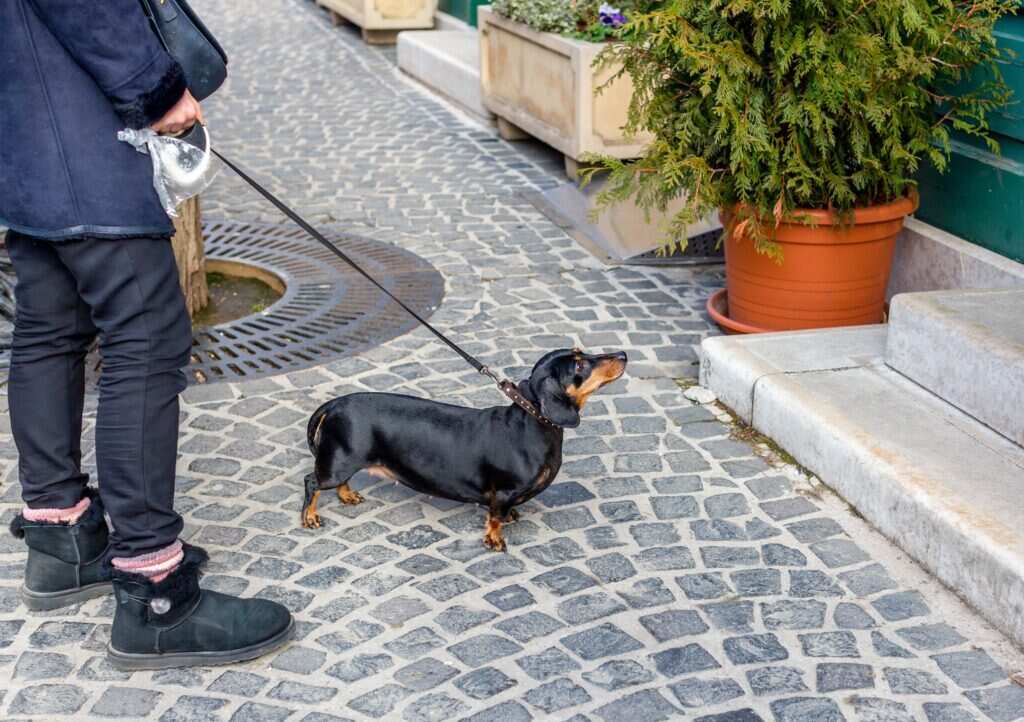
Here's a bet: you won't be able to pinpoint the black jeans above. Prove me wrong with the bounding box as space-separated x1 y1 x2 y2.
7 231 192 557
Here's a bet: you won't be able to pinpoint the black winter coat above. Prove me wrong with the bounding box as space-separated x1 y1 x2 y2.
1 0 189 239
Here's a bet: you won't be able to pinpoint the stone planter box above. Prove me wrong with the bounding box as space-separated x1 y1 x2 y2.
479 6 650 177
318 0 435 44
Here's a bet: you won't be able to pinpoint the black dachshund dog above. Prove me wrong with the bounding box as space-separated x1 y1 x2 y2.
300 348 627 550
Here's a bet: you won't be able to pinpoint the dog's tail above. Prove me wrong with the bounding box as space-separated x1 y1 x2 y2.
307 401 332 456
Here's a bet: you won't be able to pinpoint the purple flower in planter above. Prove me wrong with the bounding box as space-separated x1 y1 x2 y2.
599 3 627 28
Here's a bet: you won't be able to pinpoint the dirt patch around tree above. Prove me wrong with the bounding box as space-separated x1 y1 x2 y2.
193 271 282 328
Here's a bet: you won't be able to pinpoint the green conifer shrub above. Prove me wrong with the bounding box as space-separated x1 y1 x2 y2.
584 0 1016 256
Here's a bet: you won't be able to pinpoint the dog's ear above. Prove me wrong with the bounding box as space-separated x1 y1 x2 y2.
535 376 581 428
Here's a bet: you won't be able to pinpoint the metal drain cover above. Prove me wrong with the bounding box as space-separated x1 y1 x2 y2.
189 220 444 383
624 228 724 266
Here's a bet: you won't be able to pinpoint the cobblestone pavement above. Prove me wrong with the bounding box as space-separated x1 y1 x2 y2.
1 0 1022 720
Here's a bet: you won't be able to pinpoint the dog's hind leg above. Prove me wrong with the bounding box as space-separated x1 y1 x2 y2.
337 484 364 506
301 443 363 528
338 464 392 505
318 447 366 507
483 512 507 552
301 473 323 529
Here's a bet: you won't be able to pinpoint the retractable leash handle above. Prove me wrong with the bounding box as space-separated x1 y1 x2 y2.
211 148 523 394
164 123 213 190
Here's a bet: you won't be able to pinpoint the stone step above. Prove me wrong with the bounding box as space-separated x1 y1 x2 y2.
700 326 1024 648
887 289 1024 446
397 30 494 123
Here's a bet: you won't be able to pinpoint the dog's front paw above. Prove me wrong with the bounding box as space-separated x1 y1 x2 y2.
483 532 508 552
302 508 322 529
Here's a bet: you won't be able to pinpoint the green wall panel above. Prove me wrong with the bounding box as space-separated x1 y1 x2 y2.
916 133 1024 263
915 15 1024 263
437 0 488 25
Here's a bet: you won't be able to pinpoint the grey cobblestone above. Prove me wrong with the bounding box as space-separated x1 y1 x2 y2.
267 680 337 703
872 590 931 621
453 667 517 699
964 685 1024 722
872 631 917 659
618 577 675 608
723 633 789 664
833 602 876 629
763 600 827 630
895 622 966 650
633 545 695 572
582 659 655 690
816 662 875 692
800 630 860 658
90 687 163 718
746 666 809 696
402 692 468 722
930 649 1006 688
393 657 460 691
0 0 1017 719
447 634 522 667
13 650 73 680
650 642 721 677
347 683 409 718
884 666 948 695
325 653 393 683
494 611 564 643
158 695 229 722
593 688 681 721
561 622 644 660
270 644 325 673
670 676 744 708
523 676 592 713
924 702 982 722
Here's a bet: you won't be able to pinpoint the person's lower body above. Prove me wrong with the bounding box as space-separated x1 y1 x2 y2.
6 231 292 667
7 231 191 559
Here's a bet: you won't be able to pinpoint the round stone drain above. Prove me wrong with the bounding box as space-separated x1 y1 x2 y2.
190 220 444 383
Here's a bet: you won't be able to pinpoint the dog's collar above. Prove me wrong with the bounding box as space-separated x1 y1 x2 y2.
499 380 558 428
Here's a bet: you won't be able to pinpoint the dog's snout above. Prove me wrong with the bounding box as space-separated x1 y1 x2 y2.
597 350 627 368
593 351 627 383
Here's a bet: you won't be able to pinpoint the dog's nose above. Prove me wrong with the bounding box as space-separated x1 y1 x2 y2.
611 351 628 364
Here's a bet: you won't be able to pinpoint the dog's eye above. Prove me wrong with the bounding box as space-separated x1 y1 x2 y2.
575 360 585 375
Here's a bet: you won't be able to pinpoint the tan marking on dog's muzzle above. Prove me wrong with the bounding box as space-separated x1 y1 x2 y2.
567 357 627 408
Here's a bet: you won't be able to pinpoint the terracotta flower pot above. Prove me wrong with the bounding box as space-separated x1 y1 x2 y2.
716 196 917 332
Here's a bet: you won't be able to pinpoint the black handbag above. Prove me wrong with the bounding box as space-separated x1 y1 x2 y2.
139 0 228 101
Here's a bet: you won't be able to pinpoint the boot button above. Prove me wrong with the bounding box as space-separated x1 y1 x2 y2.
150 597 172 615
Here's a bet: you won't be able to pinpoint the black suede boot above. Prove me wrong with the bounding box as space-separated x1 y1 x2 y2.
10 490 113 611
108 544 293 670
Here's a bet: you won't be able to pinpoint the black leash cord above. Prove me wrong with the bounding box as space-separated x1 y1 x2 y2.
212 148 495 380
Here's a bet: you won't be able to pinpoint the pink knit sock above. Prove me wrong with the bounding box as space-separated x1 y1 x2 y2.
111 540 184 583
23 496 91 525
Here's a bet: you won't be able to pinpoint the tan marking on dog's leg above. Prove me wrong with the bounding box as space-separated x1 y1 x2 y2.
302 491 322 529
337 483 364 505
312 412 327 448
366 465 396 480
483 514 507 552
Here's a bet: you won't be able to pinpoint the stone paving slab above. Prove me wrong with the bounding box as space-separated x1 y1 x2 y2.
0 0 1021 720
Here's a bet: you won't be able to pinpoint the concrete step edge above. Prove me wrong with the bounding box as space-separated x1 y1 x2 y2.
396 31 492 122
751 366 1024 648
886 289 1024 446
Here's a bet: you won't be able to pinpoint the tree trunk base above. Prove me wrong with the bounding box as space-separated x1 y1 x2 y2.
171 196 209 318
